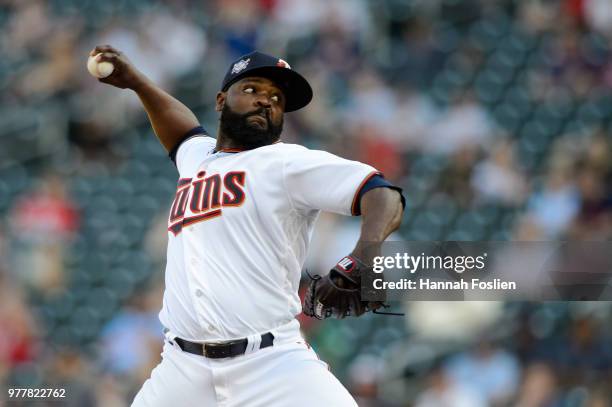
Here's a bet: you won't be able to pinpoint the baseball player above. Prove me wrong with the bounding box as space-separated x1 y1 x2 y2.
90 45 405 406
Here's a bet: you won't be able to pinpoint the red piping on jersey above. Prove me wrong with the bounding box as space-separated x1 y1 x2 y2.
217 148 244 153
351 171 382 216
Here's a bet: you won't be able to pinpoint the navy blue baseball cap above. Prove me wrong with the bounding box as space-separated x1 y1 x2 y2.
221 51 313 112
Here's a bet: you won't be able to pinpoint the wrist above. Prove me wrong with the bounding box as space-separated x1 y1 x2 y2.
351 241 382 265
130 74 150 92
356 233 386 246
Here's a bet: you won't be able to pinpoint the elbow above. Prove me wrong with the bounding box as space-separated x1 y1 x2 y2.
360 187 405 235
381 188 403 233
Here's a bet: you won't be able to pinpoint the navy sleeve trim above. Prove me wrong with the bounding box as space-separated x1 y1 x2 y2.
169 126 208 164
351 171 380 216
353 174 406 216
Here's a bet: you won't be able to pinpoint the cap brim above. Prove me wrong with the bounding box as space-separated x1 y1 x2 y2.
222 66 313 112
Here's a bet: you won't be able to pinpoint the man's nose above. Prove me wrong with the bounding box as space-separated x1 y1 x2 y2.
255 94 272 108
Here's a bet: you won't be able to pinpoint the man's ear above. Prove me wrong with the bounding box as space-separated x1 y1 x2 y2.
215 91 226 112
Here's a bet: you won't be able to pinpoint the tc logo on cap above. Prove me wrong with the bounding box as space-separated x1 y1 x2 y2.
231 58 251 74
277 59 291 69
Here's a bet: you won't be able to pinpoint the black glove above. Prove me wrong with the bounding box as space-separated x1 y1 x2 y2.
303 255 378 319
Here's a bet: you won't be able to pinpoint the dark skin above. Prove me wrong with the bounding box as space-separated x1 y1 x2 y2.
91 44 403 274
215 77 286 150
90 45 285 152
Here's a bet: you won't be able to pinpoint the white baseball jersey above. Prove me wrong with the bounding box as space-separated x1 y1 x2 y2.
159 135 378 342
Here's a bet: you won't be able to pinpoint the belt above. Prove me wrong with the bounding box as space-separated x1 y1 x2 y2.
171 332 275 359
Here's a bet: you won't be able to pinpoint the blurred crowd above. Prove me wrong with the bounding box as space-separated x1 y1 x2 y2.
1 0 612 405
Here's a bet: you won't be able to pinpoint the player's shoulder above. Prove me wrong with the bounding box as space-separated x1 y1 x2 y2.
241 142 310 159
263 142 307 151
174 132 216 154
178 134 217 156
187 135 217 148
272 143 358 165
174 134 217 172
265 142 331 156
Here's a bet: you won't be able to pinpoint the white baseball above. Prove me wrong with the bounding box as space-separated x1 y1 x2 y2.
87 53 115 78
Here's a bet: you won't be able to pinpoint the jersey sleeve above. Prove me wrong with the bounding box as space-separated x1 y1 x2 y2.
282 147 380 216
169 126 216 175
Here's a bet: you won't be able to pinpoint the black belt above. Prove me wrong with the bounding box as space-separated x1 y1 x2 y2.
170 332 275 359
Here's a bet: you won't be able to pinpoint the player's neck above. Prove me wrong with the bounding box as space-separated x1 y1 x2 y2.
214 131 279 153
215 132 244 152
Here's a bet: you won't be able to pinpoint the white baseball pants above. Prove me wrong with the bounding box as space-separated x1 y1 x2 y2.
131 320 357 407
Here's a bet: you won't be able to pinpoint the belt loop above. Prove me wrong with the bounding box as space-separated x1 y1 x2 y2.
269 327 280 343
163 328 177 345
244 333 261 355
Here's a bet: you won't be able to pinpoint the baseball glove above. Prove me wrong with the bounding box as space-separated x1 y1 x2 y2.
303 255 382 319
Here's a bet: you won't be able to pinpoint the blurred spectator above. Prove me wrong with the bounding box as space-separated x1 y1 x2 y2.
98 284 163 380
569 166 612 239
585 386 611 407
272 0 325 36
444 340 521 406
583 134 611 176
43 348 96 406
556 317 612 381
584 0 612 37
95 373 130 407
518 0 560 33
8 174 79 296
526 168 580 237
512 215 547 241
346 68 397 133
389 86 439 150
144 211 170 272
414 361 487 407
471 139 527 206
437 147 479 207
216 0 262 56
544 28 598 98
15 27 83 100
513 363 562 407
427 93 493 155
407 302 504 342
139 9 207 79
2 0 53 59
0 273 39 378
347 354 400 407
355 125 405 182
67 115 125 174
99 8 206 89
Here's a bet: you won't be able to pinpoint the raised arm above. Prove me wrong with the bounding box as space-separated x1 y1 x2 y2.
90 45 200 152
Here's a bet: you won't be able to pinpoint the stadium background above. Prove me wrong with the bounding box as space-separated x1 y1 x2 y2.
1 0 611 405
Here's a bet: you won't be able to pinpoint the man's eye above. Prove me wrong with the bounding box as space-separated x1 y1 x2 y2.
244 88 254 94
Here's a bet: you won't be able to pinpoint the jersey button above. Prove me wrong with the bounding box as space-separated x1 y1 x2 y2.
195 289 203 297
208 325 216 331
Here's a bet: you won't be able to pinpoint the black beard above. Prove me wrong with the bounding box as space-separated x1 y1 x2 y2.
219 105 283 149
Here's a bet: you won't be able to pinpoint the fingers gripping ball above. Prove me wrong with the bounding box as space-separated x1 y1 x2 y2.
87 53 114 78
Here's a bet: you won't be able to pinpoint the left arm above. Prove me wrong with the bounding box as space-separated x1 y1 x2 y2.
302 186 404 318
352 187 404 260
